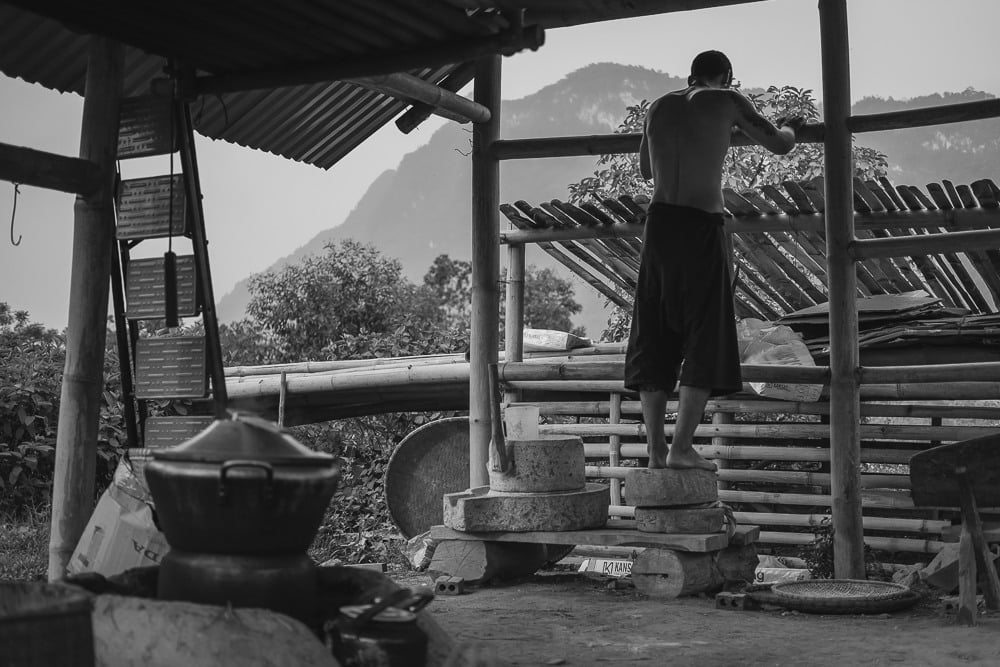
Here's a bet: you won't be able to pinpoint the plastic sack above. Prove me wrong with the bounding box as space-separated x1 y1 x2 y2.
521 328 591 352
737 318 822 402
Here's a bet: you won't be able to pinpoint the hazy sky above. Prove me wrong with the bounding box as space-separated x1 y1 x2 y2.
1 0 998 328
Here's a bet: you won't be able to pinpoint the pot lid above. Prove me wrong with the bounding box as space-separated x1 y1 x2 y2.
151 413 335 466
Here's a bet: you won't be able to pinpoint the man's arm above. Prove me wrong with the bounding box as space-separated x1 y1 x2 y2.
730 91 797 155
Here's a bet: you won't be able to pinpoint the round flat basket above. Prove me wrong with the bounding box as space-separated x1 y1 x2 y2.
385 417 470 539
770 579 919 615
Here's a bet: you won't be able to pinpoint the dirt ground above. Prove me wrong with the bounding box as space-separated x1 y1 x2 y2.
392 570 1000 667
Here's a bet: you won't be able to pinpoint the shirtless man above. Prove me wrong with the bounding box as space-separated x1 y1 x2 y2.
624 50 804 471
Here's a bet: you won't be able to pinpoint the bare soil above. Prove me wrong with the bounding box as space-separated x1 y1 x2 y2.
393 570 1000 667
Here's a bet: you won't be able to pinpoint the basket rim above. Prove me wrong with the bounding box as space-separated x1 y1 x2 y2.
771 578 910 601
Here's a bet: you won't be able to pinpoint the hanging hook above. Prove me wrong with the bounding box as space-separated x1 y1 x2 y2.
9 183 21 246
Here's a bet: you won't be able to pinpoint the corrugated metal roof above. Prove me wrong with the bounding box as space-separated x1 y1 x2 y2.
0 0 762 168
0 2 507 168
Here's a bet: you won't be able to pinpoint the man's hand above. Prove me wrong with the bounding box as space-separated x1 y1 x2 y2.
775 115 807 133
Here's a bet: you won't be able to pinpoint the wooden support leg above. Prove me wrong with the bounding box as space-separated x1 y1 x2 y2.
957 526 977 626
956 472 1000 611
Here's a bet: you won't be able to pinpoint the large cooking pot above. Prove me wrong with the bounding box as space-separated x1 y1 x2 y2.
145 413 340 555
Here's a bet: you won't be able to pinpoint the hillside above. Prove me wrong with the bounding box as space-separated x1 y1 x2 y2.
216 64 1000 337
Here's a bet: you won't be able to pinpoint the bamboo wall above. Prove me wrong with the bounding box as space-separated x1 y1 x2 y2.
501 357 1000 556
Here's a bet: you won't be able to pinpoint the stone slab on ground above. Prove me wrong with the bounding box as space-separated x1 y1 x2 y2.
634 507 726 534
625 468 718 507
443 484 609 532
489 436 586 493
429 524 760 553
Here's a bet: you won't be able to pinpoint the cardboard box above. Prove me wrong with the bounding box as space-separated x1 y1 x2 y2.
68 458 169 577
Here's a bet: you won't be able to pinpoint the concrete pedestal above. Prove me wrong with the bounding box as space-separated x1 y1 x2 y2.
634 507 725 534
489 436 585 493
443 484 609 532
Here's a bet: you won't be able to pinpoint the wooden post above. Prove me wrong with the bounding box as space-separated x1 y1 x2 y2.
503 242 526 404
469 55 501 488
48 36 124 581
608 392 622 508
819 0 865 579
712 411 734 491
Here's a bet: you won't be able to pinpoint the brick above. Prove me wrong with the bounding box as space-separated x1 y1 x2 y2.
715 592 760 611
434 576 465 596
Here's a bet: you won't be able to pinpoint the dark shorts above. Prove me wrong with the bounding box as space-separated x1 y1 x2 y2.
624 202 742 397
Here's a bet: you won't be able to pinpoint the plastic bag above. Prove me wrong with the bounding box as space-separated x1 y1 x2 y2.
737 318 822 402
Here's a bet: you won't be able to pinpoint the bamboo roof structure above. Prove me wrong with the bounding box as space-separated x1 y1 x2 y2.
502 177 1000 322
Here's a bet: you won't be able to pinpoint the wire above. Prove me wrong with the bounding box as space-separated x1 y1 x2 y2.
8 183 21 246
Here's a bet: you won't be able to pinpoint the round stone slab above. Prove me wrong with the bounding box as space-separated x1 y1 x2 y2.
634 507 725 534
443 484 610 532
625 468 718 508
489 436 586 493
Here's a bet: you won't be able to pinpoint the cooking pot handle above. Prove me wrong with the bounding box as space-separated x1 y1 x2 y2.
218 460 274 503
353 588 414 627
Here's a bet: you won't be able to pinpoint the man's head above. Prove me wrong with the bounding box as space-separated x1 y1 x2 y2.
688 50 733 88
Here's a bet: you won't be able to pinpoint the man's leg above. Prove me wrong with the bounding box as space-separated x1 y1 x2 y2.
639 389 669 468
666 385 717 471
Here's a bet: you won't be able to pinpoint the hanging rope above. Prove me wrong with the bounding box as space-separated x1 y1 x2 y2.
9 183 21 246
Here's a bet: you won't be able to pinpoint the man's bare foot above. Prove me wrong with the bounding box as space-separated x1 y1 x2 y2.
665 449 717 472
647 441 668 469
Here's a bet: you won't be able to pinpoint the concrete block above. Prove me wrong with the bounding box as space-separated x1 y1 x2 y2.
434 576 465 595
625 468 718 507
443 484 609 532
634 507 725 534
489 436 586 493
426 540 550 584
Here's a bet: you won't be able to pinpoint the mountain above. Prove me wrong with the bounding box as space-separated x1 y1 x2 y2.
216 64 1000 337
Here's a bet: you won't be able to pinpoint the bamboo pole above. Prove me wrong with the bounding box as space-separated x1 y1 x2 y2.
523 398 1000 421
500 360 830 384
396 61 477 134
469 54 502 488
490 123 824 160
859 362 1000 384
347 73 489 124
584 443 921 464
820 0 865 579
713 411 734 492
500 208 1000 245
225 353 469 377
586 464 909 489
608 392 622 507
544 421 993 442
48 37 124 581
0 143 102 195
503 242 526 404
852 227 1000 260
848 98 1000 134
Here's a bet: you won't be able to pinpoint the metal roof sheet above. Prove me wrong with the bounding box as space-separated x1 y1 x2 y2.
0 0 762 168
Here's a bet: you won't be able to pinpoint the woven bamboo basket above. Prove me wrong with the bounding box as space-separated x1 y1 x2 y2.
770 579 920 614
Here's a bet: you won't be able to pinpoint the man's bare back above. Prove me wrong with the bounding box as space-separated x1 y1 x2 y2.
640 86 797 214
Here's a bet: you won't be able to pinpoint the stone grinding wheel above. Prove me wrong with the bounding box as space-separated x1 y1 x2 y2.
384 418 576 563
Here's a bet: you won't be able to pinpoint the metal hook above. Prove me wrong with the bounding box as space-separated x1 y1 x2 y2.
9 183 21 246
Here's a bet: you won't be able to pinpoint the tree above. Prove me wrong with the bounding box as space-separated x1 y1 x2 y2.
521 266 584 335
567 85 890 340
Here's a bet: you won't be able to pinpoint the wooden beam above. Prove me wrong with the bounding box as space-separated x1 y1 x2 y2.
396 61 477 133
819 0 865 580
501 207 1000 244
192 26 543 95
0 143 102 195
491 124 825 160
469 55 502 488
48 36 124 581
851 227 1000 259
348 72 489 124
849 98 1000 134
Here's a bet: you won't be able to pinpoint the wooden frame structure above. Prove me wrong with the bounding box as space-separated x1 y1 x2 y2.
471 0 1000 578
3 0 997 582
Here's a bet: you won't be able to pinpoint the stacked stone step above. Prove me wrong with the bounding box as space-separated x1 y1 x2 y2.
429 437 609 584
625 468 758 599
